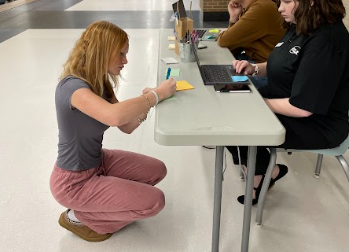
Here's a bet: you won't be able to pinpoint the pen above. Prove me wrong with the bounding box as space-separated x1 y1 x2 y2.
173 29 180 42
175 12 179 26
166 67 171 80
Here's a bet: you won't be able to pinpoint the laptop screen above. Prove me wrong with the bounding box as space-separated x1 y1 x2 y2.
191 43 207 83
191 43 201 68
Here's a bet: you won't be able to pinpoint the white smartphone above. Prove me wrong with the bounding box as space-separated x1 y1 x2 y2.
198 42 208 49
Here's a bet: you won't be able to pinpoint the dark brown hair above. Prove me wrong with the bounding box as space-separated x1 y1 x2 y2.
277 0 346 35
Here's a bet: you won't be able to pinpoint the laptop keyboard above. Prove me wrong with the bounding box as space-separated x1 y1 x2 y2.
196 29 207 39
201 65 232 82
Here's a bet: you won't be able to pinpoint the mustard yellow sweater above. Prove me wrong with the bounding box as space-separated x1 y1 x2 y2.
217 0 285 63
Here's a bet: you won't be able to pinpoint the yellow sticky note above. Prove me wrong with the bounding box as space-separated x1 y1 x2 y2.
168 36 176 41
168 44 175 50
176 80 194 91
209 29 220 33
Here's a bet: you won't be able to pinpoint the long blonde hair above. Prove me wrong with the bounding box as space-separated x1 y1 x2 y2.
60 21 128 100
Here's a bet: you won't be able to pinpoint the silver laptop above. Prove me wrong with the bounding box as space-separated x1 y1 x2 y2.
195 29 221 41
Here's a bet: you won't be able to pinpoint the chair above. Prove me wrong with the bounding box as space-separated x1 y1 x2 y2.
255 129 349 225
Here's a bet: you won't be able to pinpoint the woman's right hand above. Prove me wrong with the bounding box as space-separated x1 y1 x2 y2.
154 78 177 101
233 60 255 75
228 1 242 23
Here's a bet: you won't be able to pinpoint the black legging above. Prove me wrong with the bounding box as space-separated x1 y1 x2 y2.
226 114 336 175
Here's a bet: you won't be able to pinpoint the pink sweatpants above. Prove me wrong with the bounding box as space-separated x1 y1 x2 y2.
50 149 167 234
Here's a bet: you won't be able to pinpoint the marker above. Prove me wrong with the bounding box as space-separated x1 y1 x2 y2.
173 29 180 42
166 67 171 80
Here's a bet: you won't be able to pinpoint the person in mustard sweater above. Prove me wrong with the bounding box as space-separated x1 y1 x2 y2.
217 0 285 88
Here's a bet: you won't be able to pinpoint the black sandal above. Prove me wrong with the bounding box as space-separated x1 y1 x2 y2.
272 164 288 183
237 164 289 205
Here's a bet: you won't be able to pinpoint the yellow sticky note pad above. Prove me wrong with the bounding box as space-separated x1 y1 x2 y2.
209 29 220 33
168 36 176 41
168 44 175 50
176 81 194 91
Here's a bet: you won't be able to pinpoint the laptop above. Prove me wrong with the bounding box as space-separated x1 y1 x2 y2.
191 43 249 85
195 29 221 41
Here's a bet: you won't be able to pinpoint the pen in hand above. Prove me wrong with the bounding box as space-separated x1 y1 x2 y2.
166 67 171 80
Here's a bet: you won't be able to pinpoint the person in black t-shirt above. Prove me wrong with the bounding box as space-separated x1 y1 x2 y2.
226 0 349 205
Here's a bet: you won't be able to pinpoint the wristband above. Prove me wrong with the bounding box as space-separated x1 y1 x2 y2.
151 90 159 106
251 64 259 76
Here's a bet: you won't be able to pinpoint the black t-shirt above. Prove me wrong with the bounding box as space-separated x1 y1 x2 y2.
259 22 349 147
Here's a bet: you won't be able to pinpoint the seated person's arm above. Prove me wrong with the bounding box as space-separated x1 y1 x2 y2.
217 2 270 49
264 98 313 117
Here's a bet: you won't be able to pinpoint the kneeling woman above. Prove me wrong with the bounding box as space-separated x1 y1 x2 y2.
50 21 176 241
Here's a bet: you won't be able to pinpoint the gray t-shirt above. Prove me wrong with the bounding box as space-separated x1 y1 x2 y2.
55 76 110 171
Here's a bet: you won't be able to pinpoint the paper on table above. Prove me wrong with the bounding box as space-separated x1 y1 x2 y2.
161 57 179 64
204 35 215 39
169 68 180 77
176 80 194 91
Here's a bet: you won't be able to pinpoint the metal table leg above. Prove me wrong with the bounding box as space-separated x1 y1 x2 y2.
241 146 257 252
211 146 224 252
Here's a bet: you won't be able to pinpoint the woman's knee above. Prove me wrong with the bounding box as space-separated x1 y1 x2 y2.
157 160 167 178
151 160 167 185
149 188 166 215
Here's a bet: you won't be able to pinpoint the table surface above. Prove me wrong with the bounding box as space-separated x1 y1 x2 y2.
155 30 285 147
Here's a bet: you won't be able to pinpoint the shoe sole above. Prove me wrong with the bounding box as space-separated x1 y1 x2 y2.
59 213 112 242
202 146 216 149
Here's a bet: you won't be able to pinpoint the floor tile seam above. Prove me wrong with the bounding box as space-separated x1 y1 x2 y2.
0 10 197 27
0 0 83 22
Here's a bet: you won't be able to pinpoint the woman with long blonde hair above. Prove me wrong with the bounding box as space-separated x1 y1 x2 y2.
50 21 176 242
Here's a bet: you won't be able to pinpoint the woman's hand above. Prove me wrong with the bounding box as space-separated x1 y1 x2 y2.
233 60 255 75
151 78 176 102
228 1 243 23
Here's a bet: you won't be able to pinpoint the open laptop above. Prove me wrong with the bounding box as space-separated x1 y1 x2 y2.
195 29 221 41
191 43 249 85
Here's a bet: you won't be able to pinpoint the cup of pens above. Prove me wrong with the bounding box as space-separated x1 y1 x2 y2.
174 29 199 62
178 41 198 62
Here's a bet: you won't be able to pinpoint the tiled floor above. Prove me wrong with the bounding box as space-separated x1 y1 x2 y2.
0 1 349 252
65 0 202 11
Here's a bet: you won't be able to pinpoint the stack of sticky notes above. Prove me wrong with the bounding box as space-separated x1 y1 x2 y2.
169 68 180 77
232 76 249 82
176 80 194 91
209 29 220 33
161 58 179 64
164 68 194 91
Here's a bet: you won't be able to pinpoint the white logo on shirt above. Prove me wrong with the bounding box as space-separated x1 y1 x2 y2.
289 46 301 55
275 42 284 47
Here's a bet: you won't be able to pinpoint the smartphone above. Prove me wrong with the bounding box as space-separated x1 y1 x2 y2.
214 83 251 93
198 42 207 49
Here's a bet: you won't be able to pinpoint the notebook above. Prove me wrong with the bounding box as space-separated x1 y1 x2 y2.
195 29 221 41
191 43 249 85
